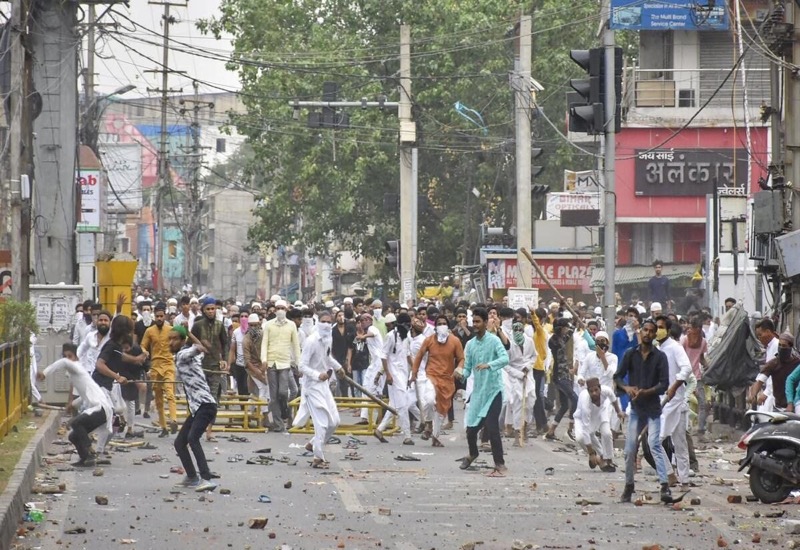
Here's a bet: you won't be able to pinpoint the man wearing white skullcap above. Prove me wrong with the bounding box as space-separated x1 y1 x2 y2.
577 330 618 392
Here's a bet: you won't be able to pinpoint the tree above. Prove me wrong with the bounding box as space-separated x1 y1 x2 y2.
198 1 601 278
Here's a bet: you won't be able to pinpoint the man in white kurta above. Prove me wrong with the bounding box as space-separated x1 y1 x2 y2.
574 378 623 471
505 322 536 445
358 314 386 424
576 330 618 424
408 320 435 437
375 313 419 445
38 354 113 466
293 311 342 467
657 319 693 486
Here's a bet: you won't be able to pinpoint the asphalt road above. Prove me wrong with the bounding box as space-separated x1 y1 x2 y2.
8 405 800 550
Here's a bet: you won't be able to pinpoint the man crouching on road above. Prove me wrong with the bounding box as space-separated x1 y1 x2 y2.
169 325 218 492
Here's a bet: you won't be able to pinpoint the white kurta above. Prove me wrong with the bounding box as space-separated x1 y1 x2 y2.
378 330 416 436
43 358 113 434
359 326 385 421
659 336 693 483
574 385 616 460
505 334 536 430
409 332 435 423
293 333 341 461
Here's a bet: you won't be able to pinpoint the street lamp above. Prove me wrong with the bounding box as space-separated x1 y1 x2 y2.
79 84 136 154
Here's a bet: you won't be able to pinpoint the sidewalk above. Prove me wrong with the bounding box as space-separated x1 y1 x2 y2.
0 410 63 549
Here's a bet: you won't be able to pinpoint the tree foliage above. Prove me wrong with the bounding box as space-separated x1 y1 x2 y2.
198 0 604 280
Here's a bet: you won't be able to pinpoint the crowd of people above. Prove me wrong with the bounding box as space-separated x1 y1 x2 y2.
36 271 782 502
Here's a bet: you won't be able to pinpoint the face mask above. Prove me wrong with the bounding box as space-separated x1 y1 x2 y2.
216 310 223 321
436 325 449 343
83 312 93 324
626 318 634 328
656 328 668 341
373 309 382 319
597 342 609 351
501 319 512 332
779 347 793 362
141 311 152 325
318 322 332 338
275 310 286 322
302 318 313 330
240 317 249 332
513 331 525 346
97 325 109 336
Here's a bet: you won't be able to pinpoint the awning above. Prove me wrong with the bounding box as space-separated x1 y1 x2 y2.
589 264 697 289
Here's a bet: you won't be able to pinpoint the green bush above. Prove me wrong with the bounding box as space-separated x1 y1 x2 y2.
0 298 38 344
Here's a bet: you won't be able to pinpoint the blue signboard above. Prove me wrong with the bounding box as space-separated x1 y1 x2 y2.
610 0 728 31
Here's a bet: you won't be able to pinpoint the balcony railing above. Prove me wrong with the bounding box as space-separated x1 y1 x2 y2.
626 67 770 110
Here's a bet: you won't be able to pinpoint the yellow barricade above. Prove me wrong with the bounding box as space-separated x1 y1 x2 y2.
288 396 397 436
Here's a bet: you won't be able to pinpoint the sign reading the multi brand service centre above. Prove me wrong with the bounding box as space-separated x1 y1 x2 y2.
610 0 728 31
634 149 749 197
76 169 102 233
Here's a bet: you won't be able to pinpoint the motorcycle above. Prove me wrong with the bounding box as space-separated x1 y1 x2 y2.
738 409 800 503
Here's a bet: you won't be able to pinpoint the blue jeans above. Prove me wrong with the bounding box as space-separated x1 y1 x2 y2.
352 369 365 397
624 408 669 486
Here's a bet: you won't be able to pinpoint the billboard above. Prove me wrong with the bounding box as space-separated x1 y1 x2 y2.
486 256 593 292
545 193 601 221
634 148 749 197
76 169 102 233
100 142 143 212
610 0 728 31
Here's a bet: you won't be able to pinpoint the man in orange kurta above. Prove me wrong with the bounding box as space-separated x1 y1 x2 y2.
410 316 465 446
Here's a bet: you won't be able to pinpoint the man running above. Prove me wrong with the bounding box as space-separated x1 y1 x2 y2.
141 302 178 437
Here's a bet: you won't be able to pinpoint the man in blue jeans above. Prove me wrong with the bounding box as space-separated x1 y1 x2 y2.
614 319 671 503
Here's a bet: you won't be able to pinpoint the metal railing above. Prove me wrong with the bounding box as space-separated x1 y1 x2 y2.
625 67 770 110
0 341 30 439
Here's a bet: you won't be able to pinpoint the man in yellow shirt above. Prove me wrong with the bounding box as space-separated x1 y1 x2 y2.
529 305 550 434
141 302 178 437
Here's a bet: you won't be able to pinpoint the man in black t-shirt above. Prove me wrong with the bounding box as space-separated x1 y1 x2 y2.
331 310 355 397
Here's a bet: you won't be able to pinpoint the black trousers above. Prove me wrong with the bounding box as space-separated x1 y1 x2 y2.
175 403 217 480
231 364 249 397
69 409 106 461
532 369 548 431
466 393 504 466
554 377 577 424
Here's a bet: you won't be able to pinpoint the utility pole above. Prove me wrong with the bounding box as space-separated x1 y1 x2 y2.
602 0 617 331
515 15 532 288
398 24 417 306
788 0 800 333
147 1 185 294
7 0 32 301
85 4 95 103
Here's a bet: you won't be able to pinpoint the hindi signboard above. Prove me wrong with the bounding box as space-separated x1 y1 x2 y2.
634 149 749 197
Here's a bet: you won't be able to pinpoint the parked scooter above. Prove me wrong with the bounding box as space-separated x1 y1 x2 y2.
738 410 800 503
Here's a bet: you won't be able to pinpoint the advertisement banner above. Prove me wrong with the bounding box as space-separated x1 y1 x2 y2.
545 193 601 221
76 169 102 233
634 149 749 197
564 169 599 193
610 0 728 31
101 142 143 212
486 257 593 292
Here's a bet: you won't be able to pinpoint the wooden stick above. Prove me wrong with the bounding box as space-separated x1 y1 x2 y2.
520 247 583 324
338 372 398 415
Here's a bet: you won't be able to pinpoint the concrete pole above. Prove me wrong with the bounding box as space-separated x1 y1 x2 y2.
516 15 533 289
399 25 416 305
155 2 172 294
86 5 95 103
602 0 617 330
788 1 800 333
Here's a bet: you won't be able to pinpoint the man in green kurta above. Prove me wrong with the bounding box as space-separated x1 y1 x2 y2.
458 307 510 477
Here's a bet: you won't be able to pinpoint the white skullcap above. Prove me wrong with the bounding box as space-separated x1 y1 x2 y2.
275 299 287 308
594 306 602 315
189 296 199 304
247 313 260 323
270 294 282 302
251 302 262 309
294 300 303 307
636 305 647 314
595 331 610 341
650 301 662 311
384 313 397 324
549 302 559 310
135 295 145 304
343 297 353 304
561 311 573 319
324 300 335 308
167 297 177 305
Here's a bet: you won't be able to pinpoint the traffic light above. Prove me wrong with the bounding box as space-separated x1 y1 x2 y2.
568 47 623 135
531 184 550 220
532 148 544 178
385 240 400 271
307 82 350 129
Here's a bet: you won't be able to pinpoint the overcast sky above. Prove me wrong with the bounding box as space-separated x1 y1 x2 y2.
91 1 240 98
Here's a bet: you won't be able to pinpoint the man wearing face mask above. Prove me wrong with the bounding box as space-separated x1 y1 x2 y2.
408 317 435 437
141 302 179 437
133 301 155 418
656 316 692 488
191 297 230 441
371 299 387 337
374 313 419 445
505 321 536 446
751 331 800 412
410 315 465 447
576 330 620 432
299 308 317 348
356 313 385 426
260 300 302 432
293 310 343 468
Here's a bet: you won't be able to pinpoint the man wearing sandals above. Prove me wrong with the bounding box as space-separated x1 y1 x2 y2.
410 314 465 447
457 308 510 477
294 310 343 469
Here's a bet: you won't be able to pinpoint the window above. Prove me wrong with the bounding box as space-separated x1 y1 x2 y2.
168 240 178 259
216 138 226 153
116 237 130 253
632 224 674 265
136 104 144 117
